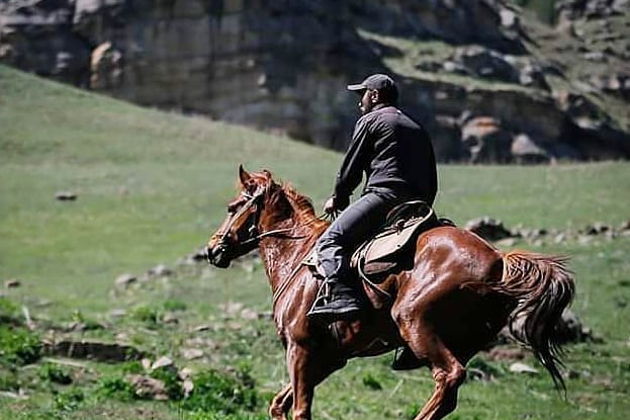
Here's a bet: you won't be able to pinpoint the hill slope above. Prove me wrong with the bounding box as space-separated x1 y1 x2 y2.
1 66 629 420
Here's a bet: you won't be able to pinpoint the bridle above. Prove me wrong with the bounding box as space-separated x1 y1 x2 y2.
209 184 306 261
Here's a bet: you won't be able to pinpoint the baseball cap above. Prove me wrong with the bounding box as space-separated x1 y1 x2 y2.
347 74 397 92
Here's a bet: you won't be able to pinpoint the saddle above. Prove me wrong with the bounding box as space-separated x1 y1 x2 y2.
303 200 440 280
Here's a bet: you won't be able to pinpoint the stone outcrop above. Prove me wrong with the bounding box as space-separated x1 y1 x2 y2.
1 0 629 161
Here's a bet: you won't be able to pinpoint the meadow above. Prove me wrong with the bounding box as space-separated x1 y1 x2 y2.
1 65 629 419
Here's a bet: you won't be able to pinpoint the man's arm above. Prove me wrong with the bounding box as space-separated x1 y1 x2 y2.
331 116 372 210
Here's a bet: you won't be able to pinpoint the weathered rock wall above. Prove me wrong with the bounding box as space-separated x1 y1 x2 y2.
1 0 628 161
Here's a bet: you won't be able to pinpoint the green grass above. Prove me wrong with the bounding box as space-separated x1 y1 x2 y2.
1 65 629 419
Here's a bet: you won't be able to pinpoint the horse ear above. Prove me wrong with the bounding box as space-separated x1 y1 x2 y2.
238 164 251 185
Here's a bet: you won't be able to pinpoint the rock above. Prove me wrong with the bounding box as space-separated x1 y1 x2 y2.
114 274 136 288
161 312 179 324
179 367 194 380
109 309 127 318
453 46 520 83
2 0 629 162
554 309 602 344
582 223 610 235
487 347 527 362
189 248 208 263
151 356 174 371
191 324 211 333
509 362 539 375
44 340 146 362
182 378 194 397
511 134 550 164
55 191 77 201
465 217 513 241
461 117 513 163
240 308 259 320
148 264 172 277
90 42 123 90
127 374 169 401
220 301 244 317
496 237 517 247
499 309 600 345
4 279 21 288
554 233 567 244
180 348 204 360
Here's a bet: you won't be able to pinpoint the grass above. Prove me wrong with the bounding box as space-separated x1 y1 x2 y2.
1 64 629 418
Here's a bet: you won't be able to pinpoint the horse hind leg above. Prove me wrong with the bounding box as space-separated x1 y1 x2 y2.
394 312 466 420
269 383 292 420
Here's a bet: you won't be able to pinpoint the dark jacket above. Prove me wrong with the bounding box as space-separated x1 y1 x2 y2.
334 104 438 206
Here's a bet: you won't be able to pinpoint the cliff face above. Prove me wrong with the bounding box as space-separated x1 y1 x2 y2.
1 0 629 162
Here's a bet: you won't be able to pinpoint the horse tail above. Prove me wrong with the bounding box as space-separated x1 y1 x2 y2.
498 251 575 392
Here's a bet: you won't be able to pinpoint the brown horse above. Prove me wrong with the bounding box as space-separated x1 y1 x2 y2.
206 167 575 420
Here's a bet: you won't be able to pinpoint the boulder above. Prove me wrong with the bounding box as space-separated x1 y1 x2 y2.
44 340 146 361
90 41 124 90
4 279 21 288
461 117 513 163
55 191 77 201
114 273 136 288
509 362 538 375
465 217 513 241
127 374 169 401
453 46 519 83
511 134 550 164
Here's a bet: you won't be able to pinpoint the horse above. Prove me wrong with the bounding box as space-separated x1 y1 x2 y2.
206 166 575 420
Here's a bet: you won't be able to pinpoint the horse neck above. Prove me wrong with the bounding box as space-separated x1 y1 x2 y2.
256 209 320 294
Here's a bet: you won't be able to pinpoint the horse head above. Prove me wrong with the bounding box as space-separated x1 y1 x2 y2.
206 165 282 268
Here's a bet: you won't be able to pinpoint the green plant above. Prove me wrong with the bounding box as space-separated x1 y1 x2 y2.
132 305 159 326
163 299 188 312
96 376 137 401
0 298 19 319
0 368 19 391
150 366 183 400
39 363 72 385
53 387 84 412
180 369 260 415
0 325 41 366
362 373 383 390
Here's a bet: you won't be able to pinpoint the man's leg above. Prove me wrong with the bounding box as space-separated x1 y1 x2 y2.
308 192 397 322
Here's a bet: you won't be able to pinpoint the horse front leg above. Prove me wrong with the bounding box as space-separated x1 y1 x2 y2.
286 342 316 420
285 340 346 420
269 383 292 420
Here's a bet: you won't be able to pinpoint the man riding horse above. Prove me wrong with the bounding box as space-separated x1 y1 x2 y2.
308 74 438 323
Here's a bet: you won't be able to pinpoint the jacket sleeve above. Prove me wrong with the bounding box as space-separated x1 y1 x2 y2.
333 116 372 204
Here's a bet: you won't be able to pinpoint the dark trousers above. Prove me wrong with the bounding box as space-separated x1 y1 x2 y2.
316 190 408 285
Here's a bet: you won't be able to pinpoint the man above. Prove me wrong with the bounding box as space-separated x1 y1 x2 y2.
308 73 438 323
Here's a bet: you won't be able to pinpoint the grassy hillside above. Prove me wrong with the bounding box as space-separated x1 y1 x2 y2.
1 65 629 419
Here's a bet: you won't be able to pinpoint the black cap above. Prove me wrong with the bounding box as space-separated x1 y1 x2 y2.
347 74 397 93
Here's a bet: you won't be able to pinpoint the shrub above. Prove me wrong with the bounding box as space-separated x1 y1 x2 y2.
163 299 188 312
181 368 260 415
53 387 84 412
131 305 159 326
96 376 136 401
0 325 41 366
39 363 72 385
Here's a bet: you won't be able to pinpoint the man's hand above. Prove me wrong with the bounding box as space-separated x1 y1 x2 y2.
323 197 336 214
323 195 349 214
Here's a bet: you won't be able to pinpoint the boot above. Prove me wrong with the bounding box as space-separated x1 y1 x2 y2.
391 347 425 371
307 279 362 323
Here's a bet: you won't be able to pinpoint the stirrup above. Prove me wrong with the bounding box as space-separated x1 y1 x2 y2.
307 281 362 322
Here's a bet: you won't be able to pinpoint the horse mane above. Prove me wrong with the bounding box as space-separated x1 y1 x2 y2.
280 183 328 231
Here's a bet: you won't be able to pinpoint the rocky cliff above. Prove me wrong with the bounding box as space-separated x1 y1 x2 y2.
1 0 629 161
